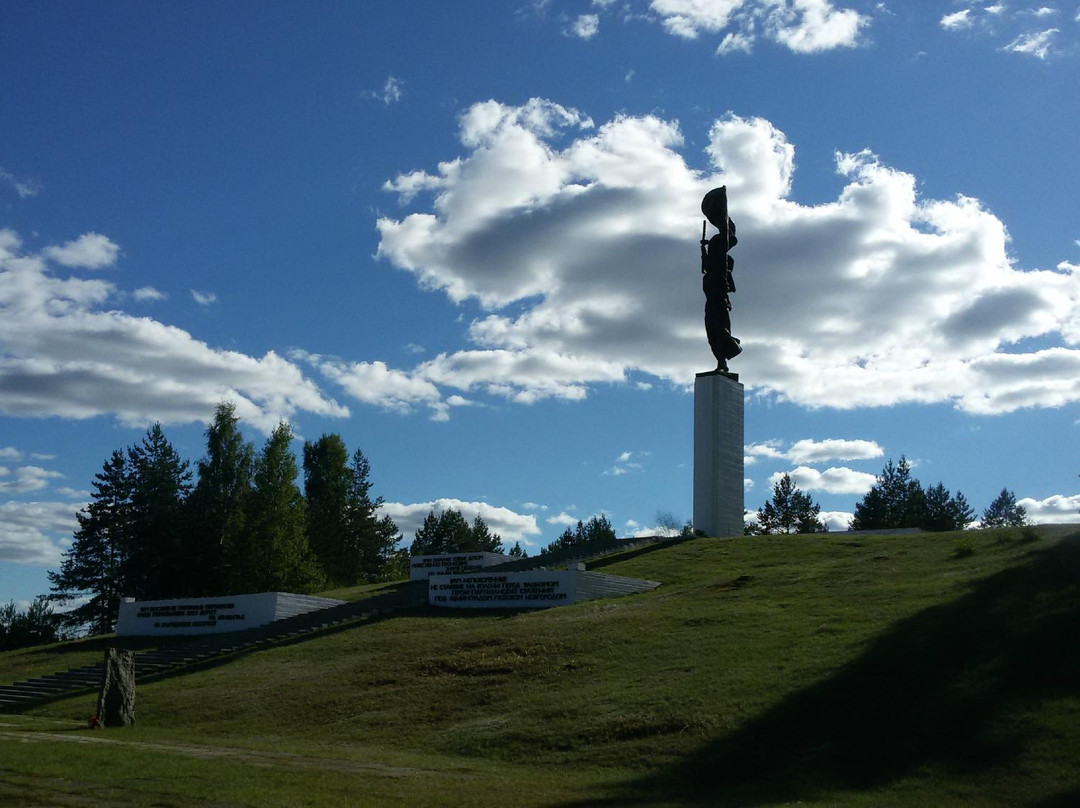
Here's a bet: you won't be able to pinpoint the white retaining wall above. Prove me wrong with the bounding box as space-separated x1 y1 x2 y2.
116 592 344 637
427 569 659 609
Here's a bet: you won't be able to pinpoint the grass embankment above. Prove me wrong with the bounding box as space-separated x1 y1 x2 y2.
2 527 1079 807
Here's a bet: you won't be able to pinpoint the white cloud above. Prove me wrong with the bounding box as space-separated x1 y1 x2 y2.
0 500 79 564
190 289 218 306
717 30 756 53
295 351 450 420
651 0 746 38
569 13 600 38
383 76 404 105
1004 27 1060 57
133 286 167 302
379 498 542 543
0 465 63 494
765 0 868 53
649 0 868 52
0 166 42 199
771 465 879 495
43 233 120 269
372 100 1080 418
939 4 1075 54
787 439 884 463
546 510 579 526
748 438 884 464
1018 493 1080 523
603 450 646 476
0 229 347 434
820 510 854 531
941 9 973 29
0 447 22 460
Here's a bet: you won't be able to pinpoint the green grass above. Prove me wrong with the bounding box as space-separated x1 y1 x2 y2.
3 526 1079 806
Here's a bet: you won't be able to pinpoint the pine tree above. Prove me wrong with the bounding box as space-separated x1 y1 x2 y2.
0 598 60 650
188 403 255 595
410 508 501 555
982 487 1027 528
48 450 133 634
541 514 618 554
755 473 825 534
303 434 352 584
850 457 924 530
236 422 321 593
346 449 401 580
922 483 975 532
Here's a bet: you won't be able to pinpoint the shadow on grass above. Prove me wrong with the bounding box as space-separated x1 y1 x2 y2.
563 532 1080 807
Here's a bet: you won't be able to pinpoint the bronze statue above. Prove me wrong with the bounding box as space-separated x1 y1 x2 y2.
700 186 741 373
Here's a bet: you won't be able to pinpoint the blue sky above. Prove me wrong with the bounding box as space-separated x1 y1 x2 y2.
3 1 1080 608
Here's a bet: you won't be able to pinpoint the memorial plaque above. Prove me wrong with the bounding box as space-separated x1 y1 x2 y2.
409 552 508 581
116 592 343 637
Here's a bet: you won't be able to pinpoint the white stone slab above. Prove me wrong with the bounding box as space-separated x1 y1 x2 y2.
409 551 508 581
115 592 344 637
427 569 659 609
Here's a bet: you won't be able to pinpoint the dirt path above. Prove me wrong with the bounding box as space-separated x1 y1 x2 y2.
0 725 474 780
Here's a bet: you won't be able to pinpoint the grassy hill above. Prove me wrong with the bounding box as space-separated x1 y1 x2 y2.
2 526 1079 807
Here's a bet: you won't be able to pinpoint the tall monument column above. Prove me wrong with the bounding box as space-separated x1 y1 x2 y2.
694 371 744 537
694 185 745 537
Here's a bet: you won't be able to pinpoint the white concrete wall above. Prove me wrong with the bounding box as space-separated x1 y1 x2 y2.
409 552 508 581
116 592 343 637
427 569 659 609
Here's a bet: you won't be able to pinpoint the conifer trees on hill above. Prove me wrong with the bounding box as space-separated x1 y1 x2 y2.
48 406 402 634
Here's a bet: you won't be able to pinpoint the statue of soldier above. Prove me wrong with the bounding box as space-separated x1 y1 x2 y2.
700 186 741 373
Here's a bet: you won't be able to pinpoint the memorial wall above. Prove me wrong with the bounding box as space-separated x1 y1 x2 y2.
427 569 660 609
116 592 344 637
409 551 508 581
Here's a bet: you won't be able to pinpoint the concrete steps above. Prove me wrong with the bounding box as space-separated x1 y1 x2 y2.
0 537 675 714
0 581 428 713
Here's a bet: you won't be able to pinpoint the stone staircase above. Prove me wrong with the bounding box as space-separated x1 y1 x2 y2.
0 581 428 714
0 535 678 714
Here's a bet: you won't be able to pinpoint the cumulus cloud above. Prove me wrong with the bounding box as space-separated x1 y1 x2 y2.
0 500 79 564
747 438 884 464
771 465 879 495
648 0 868 53
547 510 579 526
373 100 1080 417
379 498 542 543
0 465 63 494
43 233 120 269
293 351 450 420
133 286 167 302
820 510 854 531
1018 493 1080 523
0 229 347 433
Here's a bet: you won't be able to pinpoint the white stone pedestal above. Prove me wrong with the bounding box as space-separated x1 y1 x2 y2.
694 371 744 537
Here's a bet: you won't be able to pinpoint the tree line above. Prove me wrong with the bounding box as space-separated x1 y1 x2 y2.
1 598 59 651
48 403 403 635
750 456 1028 535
